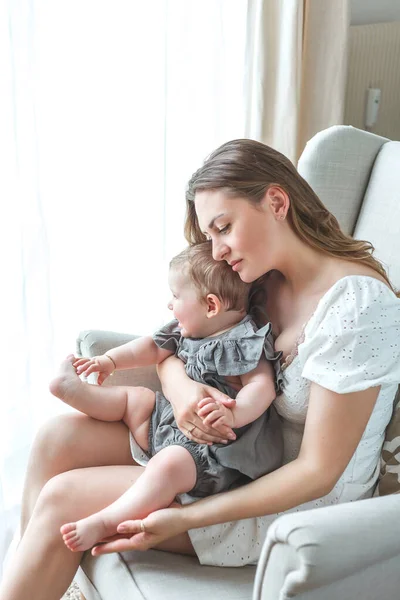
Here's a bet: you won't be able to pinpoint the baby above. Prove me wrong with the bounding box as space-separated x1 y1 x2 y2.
50 241 282 553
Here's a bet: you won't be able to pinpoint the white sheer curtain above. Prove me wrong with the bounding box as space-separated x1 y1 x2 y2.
1 0 249 572
245 0 349 163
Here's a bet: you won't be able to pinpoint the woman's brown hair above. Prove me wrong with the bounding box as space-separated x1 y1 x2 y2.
184 138 398 297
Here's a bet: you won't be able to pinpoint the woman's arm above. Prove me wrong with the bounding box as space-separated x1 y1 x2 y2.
197 360 276 429
93 382 380 554
157 355 237 444
186 382 380 524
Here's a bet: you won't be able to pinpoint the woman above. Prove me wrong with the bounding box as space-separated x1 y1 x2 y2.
2 139 400 599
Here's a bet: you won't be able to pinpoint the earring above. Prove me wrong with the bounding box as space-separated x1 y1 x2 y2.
279 214 285 220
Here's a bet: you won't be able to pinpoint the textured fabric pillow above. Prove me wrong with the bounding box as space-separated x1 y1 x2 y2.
378 387 400 496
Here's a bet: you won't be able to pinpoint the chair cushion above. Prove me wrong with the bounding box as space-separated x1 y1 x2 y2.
77 549 256 600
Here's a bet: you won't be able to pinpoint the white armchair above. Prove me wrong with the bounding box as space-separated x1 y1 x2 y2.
75 126 400 600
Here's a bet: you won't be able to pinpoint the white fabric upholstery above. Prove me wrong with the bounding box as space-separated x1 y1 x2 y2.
78 330 161 392
353 141 400 290
298 125 387 234
254 493 400 599
75 126 400 599
77 550 256 600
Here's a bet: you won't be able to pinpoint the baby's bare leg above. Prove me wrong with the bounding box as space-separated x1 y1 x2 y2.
61 445 197 552
121 386 156 451
49 356 155 434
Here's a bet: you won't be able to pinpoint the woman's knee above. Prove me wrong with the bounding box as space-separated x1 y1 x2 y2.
31 471 78 528
30 412 91 470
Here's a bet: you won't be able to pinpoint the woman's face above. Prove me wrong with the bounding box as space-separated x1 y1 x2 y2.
194 190 275 283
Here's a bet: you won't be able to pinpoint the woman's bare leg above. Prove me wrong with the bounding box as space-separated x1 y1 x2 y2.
61 445 197 552
1 465 143 600
20 413 135 535
1 463 195 600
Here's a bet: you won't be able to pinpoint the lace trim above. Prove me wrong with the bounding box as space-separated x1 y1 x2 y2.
280 323 307 371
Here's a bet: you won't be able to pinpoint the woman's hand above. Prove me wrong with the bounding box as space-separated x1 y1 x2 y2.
158 355 236 444
73 355 114 385
91 506 187 556
173 383 237 444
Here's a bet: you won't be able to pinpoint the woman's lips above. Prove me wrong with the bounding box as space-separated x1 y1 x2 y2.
230 260 242 271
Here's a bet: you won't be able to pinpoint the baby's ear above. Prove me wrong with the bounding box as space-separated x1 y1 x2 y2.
206 294 222 318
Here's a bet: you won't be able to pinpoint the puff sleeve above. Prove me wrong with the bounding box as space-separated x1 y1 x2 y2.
199 321 283 392
152 319 181 353
298 277 400 393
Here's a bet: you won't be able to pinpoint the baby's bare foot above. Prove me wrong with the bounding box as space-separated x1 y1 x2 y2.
49 355 82 403
60 516 109 553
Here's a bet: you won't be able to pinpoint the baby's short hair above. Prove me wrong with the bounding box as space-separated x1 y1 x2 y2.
170 242 250 312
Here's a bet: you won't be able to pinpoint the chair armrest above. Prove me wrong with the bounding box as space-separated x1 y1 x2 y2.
76 330 162 393
253 493 400 600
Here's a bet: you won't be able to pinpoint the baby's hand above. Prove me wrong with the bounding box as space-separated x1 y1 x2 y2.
73 355 114 385
197 398 235 430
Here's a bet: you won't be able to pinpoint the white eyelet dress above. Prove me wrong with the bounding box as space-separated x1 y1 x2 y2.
185 276 400 567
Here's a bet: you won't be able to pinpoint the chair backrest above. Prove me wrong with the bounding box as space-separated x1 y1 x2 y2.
298 126 388 234
353 141 400 290
298 125 400 290
298 126 400 497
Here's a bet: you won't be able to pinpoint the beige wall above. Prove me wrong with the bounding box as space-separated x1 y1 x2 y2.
351 0 400 25
344 21 400 141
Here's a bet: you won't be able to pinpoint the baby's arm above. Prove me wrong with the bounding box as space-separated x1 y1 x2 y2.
75 336 174 384
101 336 174 370
197 359 277 429
232 359 277 427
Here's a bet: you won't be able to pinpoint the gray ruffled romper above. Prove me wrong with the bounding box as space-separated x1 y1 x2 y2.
145 315 283 498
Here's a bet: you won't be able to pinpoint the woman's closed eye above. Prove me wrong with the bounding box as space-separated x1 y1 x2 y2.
204 224 230 240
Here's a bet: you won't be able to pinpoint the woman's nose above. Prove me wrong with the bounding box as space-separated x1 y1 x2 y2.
212 240 228 261
167 300 173 310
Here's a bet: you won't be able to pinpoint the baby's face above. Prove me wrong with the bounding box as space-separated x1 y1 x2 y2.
167 269 207 338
